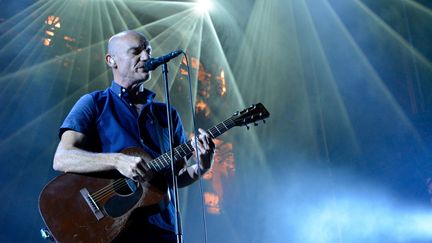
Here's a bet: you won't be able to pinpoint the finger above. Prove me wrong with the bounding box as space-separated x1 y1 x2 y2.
130 168 142 182
198 128 210 137
191 137 204 150
132 168 144 178
137 159 150 172
132 175 140 183
132 157 145 174
200 129 212 142
198 143 207 154
197 131 210 148
208 137 215 150
198 135 209 150
191 138 196 150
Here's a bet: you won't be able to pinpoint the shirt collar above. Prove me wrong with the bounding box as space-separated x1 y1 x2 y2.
110 81 156 104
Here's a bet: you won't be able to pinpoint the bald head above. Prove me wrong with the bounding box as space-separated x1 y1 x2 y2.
107 30 149 56
105 30 152 89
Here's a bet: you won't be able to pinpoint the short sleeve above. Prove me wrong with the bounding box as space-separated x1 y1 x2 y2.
59 94 98 139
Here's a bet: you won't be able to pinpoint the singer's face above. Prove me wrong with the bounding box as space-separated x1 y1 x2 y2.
110 31 152 89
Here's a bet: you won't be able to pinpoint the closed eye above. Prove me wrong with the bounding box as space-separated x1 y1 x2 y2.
146 47 152 56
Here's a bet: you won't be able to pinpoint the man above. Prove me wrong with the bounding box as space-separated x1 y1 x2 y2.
53 30 215 242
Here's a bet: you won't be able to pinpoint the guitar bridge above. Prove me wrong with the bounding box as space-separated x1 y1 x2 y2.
80 188 104 220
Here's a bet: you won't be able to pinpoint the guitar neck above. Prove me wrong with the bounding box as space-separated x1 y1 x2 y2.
148 117 235 172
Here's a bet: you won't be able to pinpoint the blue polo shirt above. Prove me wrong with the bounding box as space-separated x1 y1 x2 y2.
60 81 187 232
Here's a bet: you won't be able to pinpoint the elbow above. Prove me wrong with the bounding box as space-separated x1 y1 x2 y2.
52 150 67 172
52 154 63 172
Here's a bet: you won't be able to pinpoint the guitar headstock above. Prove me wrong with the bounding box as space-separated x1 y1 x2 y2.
232 103 270 129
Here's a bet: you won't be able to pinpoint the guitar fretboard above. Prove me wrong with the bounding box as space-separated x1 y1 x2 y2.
148 117 235 172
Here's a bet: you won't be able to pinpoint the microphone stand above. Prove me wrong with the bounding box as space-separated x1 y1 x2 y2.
162 62 183 243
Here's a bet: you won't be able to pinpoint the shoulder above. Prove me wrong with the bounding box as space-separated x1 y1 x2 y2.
76 88 112 112
86 88 110 101
67 89 110 119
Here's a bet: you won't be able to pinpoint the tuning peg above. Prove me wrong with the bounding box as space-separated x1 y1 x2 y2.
254 122 258 126
245 124 250 130
263 119 266 124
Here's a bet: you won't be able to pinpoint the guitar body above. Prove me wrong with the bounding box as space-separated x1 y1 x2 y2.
38 148 168 243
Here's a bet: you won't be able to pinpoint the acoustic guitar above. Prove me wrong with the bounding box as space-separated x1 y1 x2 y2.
39 103 269 242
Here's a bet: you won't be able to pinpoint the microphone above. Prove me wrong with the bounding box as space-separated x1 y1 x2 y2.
143 49 183 71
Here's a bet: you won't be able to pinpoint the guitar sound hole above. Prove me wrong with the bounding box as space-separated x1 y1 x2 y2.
113 179 137 196
105 180 143 218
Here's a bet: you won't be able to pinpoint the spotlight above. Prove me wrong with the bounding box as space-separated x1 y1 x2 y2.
195 0 213 13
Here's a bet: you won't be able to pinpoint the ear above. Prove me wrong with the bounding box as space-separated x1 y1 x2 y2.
105 54 116 68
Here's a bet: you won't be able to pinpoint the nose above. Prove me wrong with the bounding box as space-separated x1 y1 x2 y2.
140 51 150 61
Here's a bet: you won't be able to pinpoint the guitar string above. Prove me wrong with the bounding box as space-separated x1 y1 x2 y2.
93 179 139 202
91 179 128 201
94 177 153 202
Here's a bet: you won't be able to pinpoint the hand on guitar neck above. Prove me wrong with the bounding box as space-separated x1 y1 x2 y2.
190 128 216 174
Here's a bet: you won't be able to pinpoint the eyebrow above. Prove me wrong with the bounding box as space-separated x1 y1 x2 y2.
127 44 152 53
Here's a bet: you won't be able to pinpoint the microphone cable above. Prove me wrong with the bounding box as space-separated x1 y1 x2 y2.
182 51 209 243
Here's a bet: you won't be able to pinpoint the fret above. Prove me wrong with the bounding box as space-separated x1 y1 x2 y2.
221 121 228 130
157 156 165 167
148 161 157 171
212 128 217 137
229 117 235 124
150 160 158 171
214 125 221 135
182 144 193 157
173 150 182 161
219 124 225 132
176 149 184 157
217 123 227 133
186 143 194 152
153 159 162 171
207 129 215 138
179 144 188 156
147 113 241 173
161 154 170 166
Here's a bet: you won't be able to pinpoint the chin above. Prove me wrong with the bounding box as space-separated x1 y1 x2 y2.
131 76 150 90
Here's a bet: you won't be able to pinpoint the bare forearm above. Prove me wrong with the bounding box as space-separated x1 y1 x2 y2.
54 130 149 180
53 145 120 173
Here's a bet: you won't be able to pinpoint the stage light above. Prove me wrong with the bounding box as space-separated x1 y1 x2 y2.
42 15 61 47
194 0 213 13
